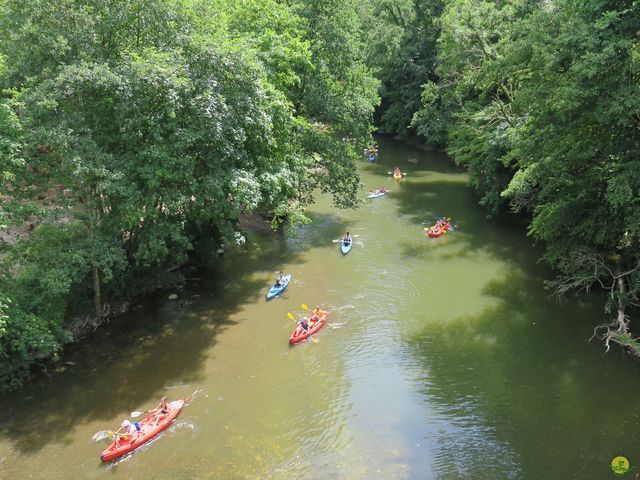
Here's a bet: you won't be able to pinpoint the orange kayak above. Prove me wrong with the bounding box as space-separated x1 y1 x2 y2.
100 399 184 462
426 221 451 238
290 311 328 344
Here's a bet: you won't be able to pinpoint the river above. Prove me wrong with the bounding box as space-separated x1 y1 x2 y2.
1 137 640 479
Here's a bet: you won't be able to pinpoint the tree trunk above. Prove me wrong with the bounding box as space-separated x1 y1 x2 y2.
88 222 102 317
92 261 102 318
617 275 628 334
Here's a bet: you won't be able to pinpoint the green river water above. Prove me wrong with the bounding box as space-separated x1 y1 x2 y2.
2 138 640 479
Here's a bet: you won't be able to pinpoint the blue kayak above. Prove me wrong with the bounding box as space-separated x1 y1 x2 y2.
266 274 291 300
340 240 352 254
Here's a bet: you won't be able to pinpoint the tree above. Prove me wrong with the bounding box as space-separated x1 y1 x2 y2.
364 0 443 138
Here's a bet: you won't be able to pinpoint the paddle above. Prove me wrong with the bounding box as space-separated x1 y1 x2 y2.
288 311 318 343
387 171 407 175
332 235 359 243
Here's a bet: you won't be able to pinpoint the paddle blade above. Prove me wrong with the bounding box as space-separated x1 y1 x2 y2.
287 313 296 321
130 411 144 418
93 430 116 442
301 304 310 311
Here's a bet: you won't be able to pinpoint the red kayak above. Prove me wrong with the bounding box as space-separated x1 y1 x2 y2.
100 399 184 462
290 310 328 344
426 221 451 238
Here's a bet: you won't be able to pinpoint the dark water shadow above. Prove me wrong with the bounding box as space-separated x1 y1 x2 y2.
0 212 348 454
404 267 640 479
393 167 546 273
366 137 466 175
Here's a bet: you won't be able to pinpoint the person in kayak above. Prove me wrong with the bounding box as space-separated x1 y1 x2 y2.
312 307 325 321
150 396 169 415
342 232 352 245
115 420 141 445
393 167 401 176
275 271 286 287
299 318 311 332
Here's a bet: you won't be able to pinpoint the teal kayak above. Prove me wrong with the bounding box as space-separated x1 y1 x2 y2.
266 274 291 300
340 240 352 254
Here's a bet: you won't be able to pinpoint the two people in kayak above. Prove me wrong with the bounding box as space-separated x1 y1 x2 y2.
434 218 450 229
299 307 326 332
114 397 170 445
369 187 388 194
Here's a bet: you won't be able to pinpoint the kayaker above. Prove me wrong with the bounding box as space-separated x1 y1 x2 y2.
312 307 324 321
116 420 141 445
342 232 352 244
299 318 310 332
151 396 169 415
394 167 401 176
275 271 286 287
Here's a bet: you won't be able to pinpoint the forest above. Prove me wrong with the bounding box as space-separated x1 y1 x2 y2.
0 0 638 391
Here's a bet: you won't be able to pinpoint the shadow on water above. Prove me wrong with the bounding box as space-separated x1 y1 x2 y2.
0 212 348 454
405 267 640 479
367 137 467 175
391 166 549 275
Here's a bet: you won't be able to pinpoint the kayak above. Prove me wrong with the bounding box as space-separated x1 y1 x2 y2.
340 240 352 254
100 399 184 462
393 174 402 180
290 310 328 344
425 221 452 238
367 190 389 199
368 153 377 162
266 274 291 300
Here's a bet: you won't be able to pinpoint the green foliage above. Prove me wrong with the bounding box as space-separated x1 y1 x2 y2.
364 0 443 138
0 93 25 228
287 0 380 143
0 293 63 392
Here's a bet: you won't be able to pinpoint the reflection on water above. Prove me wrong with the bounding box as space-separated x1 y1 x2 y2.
1 138 639 479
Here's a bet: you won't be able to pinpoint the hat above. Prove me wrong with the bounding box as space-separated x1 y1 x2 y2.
121 420 130 428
